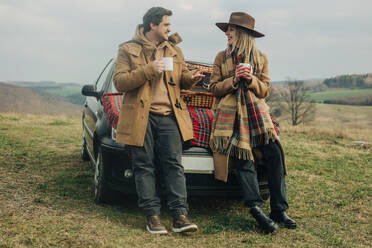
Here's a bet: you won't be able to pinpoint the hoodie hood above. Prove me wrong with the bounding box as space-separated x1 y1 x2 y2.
133 24 183 47
133 24 154 48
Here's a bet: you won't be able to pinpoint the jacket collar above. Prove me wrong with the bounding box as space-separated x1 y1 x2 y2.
129 24 180 57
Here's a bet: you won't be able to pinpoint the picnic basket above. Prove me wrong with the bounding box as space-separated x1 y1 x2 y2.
180 61 215 108
180 90 214 108
185 61 213 74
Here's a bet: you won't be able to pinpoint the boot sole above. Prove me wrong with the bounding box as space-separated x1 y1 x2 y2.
261 223 278 234
270 218 297 229
282 223 297 229
173 224 198 233
146 225 168 234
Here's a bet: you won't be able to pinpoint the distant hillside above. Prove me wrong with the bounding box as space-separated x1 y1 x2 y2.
7 80 82 88
271 73 372 106
0 82 82 116
6 81 85 105
271 76 325 86
323 73 372 88
272 73 372 89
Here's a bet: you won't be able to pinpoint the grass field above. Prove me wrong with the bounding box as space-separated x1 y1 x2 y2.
0 104 371 248
309 88 372 102
273 103 372 142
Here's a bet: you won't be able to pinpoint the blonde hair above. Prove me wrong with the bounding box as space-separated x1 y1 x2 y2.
227 25 262 72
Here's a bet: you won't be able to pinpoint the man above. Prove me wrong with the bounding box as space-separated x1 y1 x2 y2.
113 7 205 234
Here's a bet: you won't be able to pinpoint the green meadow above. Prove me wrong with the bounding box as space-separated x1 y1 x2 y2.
0 103 371 247
309 88 372 102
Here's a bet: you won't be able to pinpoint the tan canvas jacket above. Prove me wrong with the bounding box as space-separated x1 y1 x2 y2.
113 25 198 146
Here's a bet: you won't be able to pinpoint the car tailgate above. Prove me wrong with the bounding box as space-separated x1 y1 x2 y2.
182 147 214 174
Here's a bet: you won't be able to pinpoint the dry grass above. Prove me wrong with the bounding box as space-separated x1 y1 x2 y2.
0 105 371 248
274 103 372 142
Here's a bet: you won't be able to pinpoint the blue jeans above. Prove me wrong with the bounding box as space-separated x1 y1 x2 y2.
130 112 188 216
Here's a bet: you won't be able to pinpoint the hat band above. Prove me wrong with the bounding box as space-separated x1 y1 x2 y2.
230 21 254 31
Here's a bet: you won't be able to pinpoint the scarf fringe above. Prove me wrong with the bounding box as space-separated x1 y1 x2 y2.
211 136 254 160
230 145 254 160
267 129 278 141
210 136 231 154
211 130 278 160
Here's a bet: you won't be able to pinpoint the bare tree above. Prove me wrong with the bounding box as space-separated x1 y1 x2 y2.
277 79 316 125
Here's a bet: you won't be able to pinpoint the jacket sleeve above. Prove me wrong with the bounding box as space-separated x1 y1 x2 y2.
247 53 271 98
209 52 237 97
175 46 198 90
113 45 158 93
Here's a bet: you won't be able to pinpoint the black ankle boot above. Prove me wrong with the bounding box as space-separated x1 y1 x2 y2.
270 211 297 229
250 206 278 234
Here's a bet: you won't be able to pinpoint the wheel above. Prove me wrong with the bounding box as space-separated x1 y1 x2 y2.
94 146 115 204
81 134 90 161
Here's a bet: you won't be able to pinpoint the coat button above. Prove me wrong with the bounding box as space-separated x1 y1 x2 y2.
175 99 182 109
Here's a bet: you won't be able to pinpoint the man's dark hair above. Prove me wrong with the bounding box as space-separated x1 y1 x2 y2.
143 7 172 33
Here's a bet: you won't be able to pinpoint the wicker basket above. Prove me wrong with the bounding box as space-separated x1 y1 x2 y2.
181 90 214 108
185 61 213 74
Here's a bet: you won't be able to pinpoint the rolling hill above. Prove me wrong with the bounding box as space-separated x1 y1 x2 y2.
6 80 85 105
0 82 82 116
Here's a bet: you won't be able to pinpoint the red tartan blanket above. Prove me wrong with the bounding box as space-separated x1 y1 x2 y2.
100 93 123 129
100 93 278 148
187 107 214 148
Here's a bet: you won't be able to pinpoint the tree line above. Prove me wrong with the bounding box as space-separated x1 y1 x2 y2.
323 74 372 88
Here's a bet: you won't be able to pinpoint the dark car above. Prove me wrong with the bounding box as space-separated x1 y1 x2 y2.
81 59 269 203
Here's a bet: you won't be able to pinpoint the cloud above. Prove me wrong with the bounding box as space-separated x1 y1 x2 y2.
179 3 193 11
0 0 371 82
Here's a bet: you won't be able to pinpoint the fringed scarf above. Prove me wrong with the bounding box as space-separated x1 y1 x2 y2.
210 50 270 160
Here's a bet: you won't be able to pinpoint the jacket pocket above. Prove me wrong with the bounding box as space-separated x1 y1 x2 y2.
117 104 136 135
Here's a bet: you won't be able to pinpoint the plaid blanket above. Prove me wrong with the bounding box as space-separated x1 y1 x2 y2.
188 107 214 148
100 93 123 129
100 93 214 148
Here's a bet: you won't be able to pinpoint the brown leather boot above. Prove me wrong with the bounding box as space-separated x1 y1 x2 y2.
146 215 168 234
172 214 198 233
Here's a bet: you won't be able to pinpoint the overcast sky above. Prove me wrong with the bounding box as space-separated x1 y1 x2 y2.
1 0 371 84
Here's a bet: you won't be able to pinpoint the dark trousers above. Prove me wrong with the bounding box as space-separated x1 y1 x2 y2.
235 141 289 212
130 113 188 217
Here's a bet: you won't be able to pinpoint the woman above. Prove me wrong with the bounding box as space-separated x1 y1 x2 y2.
209 12 296 233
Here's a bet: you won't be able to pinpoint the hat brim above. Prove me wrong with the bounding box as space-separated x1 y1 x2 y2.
215 22 265 38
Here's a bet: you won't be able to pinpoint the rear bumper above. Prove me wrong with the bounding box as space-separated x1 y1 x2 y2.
98 137 268 197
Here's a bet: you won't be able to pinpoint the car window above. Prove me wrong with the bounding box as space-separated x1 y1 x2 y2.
109 75 118 93
95 59 113 92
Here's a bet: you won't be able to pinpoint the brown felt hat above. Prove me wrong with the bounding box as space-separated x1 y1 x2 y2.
216 12 264 38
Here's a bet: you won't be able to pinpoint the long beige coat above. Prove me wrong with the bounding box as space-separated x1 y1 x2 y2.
209 50 285 182
113 25 197 147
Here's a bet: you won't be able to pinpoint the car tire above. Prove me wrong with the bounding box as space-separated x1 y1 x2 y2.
94 145 117 204
81 135 90 161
